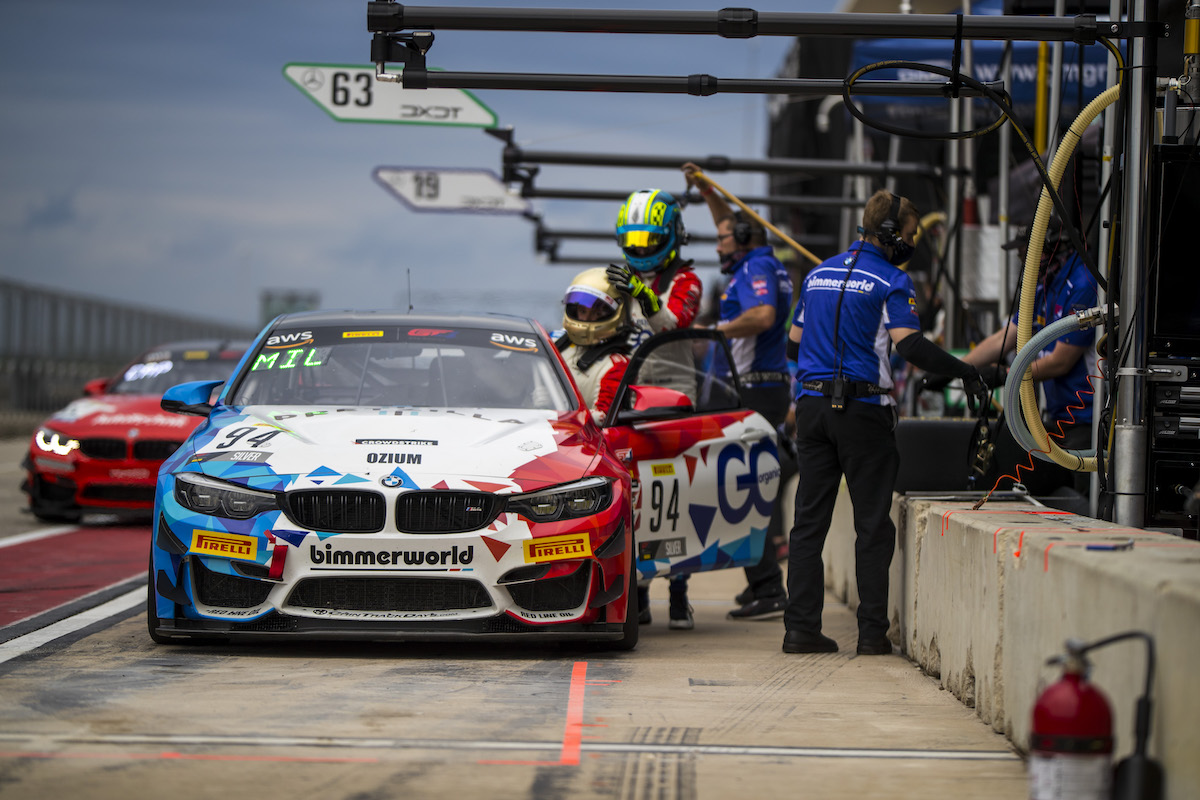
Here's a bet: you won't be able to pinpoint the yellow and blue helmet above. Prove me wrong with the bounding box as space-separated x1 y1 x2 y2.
615 189 686 273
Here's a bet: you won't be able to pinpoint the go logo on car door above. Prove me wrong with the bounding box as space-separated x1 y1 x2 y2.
717 438 781 524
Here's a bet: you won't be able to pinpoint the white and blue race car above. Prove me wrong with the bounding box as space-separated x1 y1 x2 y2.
148 311 781 648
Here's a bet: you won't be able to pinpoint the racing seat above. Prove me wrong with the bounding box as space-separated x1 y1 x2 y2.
426 356 483 407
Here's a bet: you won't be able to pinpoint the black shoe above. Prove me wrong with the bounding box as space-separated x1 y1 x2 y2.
668 599 694 630
727 595 787 620
637 587 651 625
782 631 838 654
733 585 754 606
856 638 893 655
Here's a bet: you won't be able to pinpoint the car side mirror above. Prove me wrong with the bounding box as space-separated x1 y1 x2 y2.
613 385 695 424
82 378 109 396
161 380 224 417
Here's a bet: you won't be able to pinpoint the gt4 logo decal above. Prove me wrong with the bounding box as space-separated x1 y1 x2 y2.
523 534 593 563
192 530 257 560
638 537 686 561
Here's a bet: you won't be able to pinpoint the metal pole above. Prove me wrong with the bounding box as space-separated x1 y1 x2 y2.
1114 0 1156 527
945 94 962 349
536 227 836 247
1091 0 1121 519
396 71 1004 97
369 4 1101 42
520 186 867 209
1046 0 1066 165
504 147 949 179
998 44 1013 322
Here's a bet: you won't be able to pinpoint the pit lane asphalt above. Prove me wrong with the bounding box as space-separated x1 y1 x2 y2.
0 437 1027 799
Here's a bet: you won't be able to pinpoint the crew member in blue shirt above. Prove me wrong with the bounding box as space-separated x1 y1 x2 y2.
928 216 1098 496
683 162 791 619
783 189 986 655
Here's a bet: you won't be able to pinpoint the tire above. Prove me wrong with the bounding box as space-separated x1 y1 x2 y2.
26 472 82 524
610 558 639 651
146 552 172 645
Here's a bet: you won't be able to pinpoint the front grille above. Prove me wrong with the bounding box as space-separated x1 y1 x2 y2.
480 616 538 633
286 577 492 612
193 561 273 609
284 490 385 533
81 484 155 502
134 440 183 460
395 491 504 533
79 438 126 459
507 565 591 612
232 613 297 633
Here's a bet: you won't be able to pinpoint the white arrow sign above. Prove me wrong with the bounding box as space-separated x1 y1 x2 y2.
283 63 497 127
373 167 531 214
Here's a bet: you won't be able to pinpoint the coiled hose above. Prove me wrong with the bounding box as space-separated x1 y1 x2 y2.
1005 306 1108 466
1011 83 1121 473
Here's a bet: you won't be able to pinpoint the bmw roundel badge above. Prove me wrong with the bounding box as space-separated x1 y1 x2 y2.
380 475 402 488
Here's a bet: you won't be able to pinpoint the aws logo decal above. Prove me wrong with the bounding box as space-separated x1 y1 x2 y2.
266 330 314 349
490 333 538 352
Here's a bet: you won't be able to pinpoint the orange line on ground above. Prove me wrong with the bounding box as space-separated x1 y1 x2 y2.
560 660 587 765
480 660 590 767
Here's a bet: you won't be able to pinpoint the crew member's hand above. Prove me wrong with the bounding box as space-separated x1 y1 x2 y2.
961 367 989 415
606 264 634 293
982 364 1009 389
920 373 952 393
606 264 660 317
681 162 703 190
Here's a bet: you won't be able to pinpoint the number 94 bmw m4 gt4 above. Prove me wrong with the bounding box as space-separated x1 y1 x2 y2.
148 311 781 649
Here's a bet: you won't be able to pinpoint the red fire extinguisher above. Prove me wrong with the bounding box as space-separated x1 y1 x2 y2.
1029 638 1114 800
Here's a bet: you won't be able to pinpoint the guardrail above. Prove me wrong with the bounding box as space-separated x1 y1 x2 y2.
0 277 254 431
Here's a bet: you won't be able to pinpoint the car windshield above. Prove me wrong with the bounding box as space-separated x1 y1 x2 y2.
109 349 244 396
228 325 571 410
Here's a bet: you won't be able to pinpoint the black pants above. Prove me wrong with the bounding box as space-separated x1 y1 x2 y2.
784 395 900 641
741 384 792 599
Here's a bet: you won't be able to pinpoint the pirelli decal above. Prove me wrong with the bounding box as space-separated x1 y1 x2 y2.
523 533 593 564
191 530 258 560
650 463 675 477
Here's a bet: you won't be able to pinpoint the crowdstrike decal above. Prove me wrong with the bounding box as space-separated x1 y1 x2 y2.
310 543 474 568
355 438 438 446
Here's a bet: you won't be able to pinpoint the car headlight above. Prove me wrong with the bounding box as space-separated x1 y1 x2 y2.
34 426 80 457
174 473 278 519
506 477 612 523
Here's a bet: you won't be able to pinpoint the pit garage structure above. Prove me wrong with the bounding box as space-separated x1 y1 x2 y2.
363 5 1199 794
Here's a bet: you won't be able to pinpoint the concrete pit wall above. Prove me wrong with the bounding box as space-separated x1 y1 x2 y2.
811 486 1200 800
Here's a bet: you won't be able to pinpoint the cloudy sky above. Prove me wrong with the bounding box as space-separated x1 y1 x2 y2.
0 0 838 335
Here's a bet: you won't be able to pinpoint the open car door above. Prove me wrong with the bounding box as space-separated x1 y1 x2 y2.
601 329 781 582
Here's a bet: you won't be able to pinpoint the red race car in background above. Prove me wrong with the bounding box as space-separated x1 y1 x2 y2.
21 340 249 523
